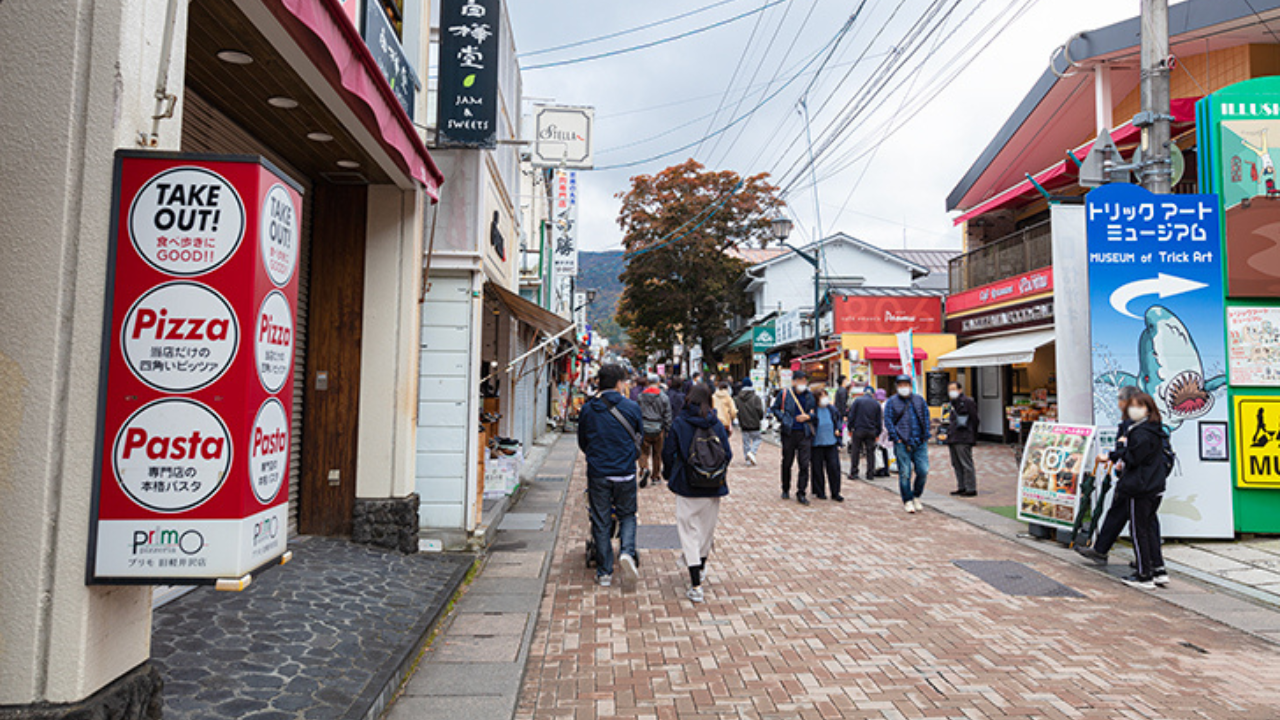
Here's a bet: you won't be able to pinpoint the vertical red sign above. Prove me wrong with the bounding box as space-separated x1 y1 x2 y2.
89 151 301 584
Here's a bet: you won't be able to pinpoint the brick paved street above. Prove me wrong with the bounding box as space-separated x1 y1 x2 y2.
515 441 1280 720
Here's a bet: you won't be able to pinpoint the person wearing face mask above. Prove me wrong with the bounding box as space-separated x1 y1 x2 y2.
847 385 882 480
1076 388 1170 588
770 370 816 505
945 381 980 497
809 383 845 502
883 375 932 513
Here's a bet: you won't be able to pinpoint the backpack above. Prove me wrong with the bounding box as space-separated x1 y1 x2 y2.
686 423 729 489
1160 432 1177 480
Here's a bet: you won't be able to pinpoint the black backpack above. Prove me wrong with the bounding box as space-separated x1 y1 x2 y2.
686 423 729 489
1160 431 1177 480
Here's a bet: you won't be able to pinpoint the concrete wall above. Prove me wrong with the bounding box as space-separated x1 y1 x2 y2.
0 0 189 703
357 187 426 500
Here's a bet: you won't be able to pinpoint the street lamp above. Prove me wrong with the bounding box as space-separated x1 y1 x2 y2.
772 214 822 351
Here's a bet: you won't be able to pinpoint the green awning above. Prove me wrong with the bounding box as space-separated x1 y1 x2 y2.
726 327 754 350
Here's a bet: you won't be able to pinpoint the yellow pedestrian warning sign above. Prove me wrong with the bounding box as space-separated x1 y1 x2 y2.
1234 396 1280 488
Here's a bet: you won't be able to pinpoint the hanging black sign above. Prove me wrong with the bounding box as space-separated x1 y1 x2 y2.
926 371 950 407
363 1 417 119
436 0 501 149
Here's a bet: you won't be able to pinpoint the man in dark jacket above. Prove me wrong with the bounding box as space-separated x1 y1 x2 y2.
667 376 686 418
636 374 673 488
577 364 643 587
945 381 980 496
733 378 766 466
834 376 851 422
770 370 816 505
884 375 931 513
847 386 882 480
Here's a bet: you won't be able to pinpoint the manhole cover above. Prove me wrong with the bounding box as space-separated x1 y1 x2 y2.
953 560 1084 598
636 524 682 550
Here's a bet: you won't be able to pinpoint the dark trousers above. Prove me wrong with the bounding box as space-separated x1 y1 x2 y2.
587 475 638 577
1094 490 1165 577
811 444 841 498
948 443 976 492
850 431 877 478
781 430 812 496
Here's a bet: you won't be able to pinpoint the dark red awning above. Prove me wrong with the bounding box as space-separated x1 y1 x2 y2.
273 0 445 198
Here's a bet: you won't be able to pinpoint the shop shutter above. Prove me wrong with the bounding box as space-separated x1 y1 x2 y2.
181 91 312 537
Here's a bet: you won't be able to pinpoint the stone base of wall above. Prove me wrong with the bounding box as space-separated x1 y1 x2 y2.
352 494 420 554
0 663 163 720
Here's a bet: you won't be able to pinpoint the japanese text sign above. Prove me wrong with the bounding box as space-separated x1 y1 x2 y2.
89 152 301 584
435 0 500 148
1086 183 1233 538
1234 396 1280 488
551 170 578 279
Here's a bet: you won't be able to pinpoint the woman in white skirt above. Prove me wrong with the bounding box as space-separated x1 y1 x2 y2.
662 384 732 604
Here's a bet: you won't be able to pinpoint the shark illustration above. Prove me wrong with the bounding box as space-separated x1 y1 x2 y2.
1098 305 1226 431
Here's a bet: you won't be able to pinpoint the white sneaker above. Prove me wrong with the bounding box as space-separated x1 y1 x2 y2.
913 499 924 512
1153 571 1170 587
686 586 705 603
700 561 711 587
904 501 917 514
747 452 757 466
595 574 612 587
618 554 638 584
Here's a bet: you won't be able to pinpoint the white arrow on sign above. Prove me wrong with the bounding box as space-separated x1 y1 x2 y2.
1109 273 1208 319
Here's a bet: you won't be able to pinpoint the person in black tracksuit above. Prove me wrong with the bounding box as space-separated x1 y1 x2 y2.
846 386 882 480
1076 391 1169 589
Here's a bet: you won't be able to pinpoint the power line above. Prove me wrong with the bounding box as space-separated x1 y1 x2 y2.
624 181 745 257
594 15 858 171
518 0 747 58
695 0 773 156
523 0 791 71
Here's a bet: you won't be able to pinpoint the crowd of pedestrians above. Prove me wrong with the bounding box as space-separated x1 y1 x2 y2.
579 361 1174 602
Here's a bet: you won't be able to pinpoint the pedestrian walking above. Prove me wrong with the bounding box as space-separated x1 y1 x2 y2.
874 389 892 476
847 386 882 480
712 381 737 435
834 376 852 422
945 381 980 497
667 376 686 418
637 373 673 488
1076 389 1170 589
771 370 816 505
734 378 765 466
884 375 931 513
576 364 643 587
809 383 844 502
662 384 732 604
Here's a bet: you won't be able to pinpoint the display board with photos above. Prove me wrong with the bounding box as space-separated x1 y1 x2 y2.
1015 421 1097 529
1227 306 1280 386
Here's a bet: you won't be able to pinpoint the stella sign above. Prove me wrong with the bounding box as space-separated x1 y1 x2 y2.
90 152 300 585
532 105 594 169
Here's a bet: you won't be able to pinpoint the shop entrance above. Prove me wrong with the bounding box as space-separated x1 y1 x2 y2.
299 183 367 536
976 365 1006 443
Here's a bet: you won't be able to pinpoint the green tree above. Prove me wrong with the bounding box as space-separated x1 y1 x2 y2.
616 160 782 363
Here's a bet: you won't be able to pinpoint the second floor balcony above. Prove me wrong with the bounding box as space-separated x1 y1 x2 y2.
948 220 1052 294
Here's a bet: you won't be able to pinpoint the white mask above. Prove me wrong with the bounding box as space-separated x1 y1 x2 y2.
795 384 808 393
819 397 830 407
948 390 960 400
897 386 911 397
1127 406 1148 422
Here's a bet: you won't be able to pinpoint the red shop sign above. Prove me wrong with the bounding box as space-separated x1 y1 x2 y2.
946 267 1054 315
89 152 302 585
833 295 942 334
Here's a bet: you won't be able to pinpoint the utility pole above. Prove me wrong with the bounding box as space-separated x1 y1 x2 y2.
1139 0 1172 193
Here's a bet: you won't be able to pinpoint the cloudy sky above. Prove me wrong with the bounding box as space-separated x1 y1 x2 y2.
506 0 1137 253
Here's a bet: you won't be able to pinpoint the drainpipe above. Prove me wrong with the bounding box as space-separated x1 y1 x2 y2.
146 0 181 147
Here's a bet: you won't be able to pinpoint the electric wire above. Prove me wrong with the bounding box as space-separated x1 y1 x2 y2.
695 0 774 156
518 0 748 58
523 0 791 71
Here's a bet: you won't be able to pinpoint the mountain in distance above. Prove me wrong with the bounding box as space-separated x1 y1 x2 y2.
578 250 627 347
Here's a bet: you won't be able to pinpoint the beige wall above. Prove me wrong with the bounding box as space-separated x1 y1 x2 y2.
357 187 426 500
0 0 190 703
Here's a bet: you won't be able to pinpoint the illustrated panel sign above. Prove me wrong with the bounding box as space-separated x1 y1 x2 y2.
752 322 776 352
1016 422 1096 529
832 296 941 334
1234 396 1280 487
946 267 1053 315
90 152 301 584
1208 90 1280 297
1227 306 1280 386
1086 183 1233 538
435 0 500 148
532 105 594 169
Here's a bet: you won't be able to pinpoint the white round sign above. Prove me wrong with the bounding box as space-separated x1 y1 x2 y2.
249 398 289 504
260 183 298 287
128 167 245 276
121 282 239 393
112 398 231 513
255 290 294 393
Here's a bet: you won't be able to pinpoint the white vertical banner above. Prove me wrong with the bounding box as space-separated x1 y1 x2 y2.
896 330 916 383
551 170 579 281
573 291 587 329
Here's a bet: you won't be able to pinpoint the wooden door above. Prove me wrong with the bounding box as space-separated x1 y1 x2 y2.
299 183 367 536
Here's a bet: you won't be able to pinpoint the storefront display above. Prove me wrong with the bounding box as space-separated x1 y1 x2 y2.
1016 422 1097 529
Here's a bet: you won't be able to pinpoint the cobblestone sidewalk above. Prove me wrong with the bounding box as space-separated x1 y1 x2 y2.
516 441 1280 719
